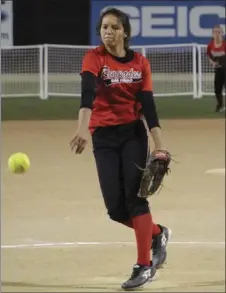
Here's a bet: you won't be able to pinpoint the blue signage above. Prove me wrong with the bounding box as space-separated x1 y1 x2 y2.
90 0 226 45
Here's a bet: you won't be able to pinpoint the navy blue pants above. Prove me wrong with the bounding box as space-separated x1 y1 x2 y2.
92 119 150 223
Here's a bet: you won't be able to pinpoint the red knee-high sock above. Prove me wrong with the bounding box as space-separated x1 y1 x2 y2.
152 222 161 236
122 220 161 237
132 213 153 266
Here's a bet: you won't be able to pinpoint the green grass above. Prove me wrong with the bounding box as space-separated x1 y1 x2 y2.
1 96 225 121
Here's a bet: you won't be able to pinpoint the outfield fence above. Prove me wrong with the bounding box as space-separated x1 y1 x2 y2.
1 43 218 99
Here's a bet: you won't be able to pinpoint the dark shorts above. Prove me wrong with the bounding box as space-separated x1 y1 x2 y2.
92 119 150 223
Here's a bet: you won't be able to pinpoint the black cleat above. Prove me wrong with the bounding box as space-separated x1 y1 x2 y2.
152 225 172 269
121 264 156 291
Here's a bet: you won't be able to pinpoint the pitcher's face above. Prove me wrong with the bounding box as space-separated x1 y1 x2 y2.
100 14 127 48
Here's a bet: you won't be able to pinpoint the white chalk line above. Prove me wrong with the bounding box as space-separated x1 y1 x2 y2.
205 168 225 175
1 241 225 249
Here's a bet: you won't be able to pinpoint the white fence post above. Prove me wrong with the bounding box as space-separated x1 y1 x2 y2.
44 44 48 99
192 43 198 99
39 45 44 99
197 45 203 98
141 47 146 57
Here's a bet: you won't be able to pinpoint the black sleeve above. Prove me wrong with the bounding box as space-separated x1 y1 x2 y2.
80 71 97 109
137 91 160 129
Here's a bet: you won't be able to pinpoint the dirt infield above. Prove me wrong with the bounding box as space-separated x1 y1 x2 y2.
2 120 225 292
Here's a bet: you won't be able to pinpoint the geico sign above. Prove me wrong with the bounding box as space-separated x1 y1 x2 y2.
101 5 226 37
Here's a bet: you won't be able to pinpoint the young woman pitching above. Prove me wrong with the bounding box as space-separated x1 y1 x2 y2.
70 8 171 291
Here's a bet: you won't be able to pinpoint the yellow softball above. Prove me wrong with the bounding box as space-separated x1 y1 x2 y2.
8 152 30 174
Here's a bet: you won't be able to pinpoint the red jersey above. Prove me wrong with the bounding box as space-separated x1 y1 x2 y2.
81 46 152 132
207 40 226 60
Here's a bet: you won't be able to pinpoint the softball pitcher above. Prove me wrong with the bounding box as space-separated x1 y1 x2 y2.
70 8 171 291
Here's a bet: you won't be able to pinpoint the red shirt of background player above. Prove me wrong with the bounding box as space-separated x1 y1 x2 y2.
81 45 152 133
206 24 226 112
207 39 226 59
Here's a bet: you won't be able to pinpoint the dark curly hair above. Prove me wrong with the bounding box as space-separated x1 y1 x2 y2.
96 8 131 49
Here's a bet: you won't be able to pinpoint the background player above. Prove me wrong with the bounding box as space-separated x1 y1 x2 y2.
207 25 226 112
70 8 171 291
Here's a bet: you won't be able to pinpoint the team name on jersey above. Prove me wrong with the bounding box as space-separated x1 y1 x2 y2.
101 65 142 86
210 50 226 57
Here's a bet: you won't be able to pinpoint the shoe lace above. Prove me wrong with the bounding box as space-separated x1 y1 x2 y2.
129 265 141 279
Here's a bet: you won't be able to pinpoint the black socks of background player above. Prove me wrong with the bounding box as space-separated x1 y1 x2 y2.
215 93 223 110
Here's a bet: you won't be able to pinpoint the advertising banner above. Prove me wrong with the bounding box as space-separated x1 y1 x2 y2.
1 1 13 46
90 0 226 45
